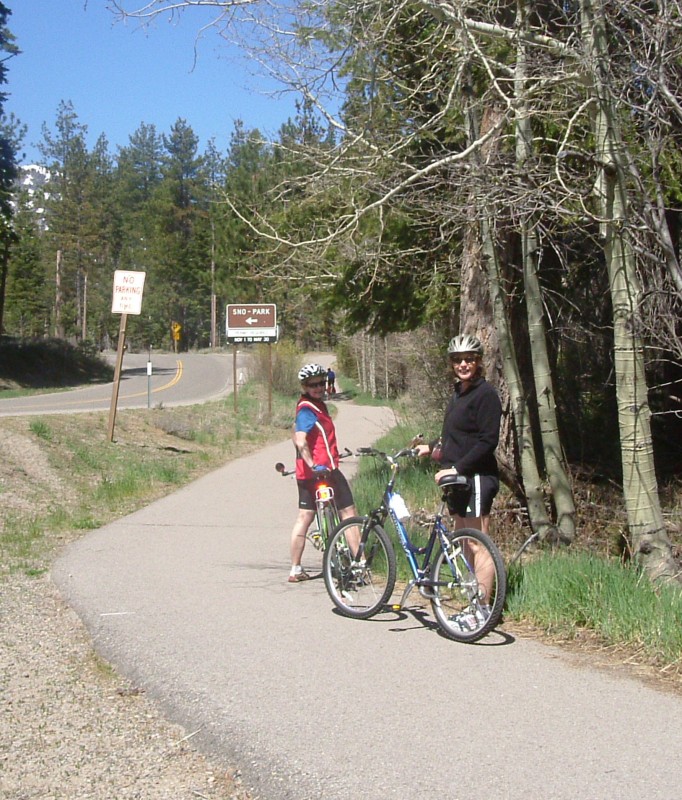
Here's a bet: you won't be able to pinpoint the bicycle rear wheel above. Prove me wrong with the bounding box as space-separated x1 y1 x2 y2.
305 504 340 574
320 504 340 546
430 527 506 643
323 517 396 619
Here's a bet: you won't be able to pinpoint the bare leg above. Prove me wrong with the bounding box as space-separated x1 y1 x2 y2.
290 508 315 570
454 514 494 603
338 505 360 556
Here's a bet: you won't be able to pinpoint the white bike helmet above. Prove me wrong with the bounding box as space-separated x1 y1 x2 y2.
298 363 327 382
447 334 484 356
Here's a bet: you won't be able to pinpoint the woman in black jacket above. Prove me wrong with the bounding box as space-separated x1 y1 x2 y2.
416 334 502 625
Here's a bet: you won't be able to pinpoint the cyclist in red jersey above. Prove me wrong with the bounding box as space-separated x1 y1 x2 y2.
287 363 357 583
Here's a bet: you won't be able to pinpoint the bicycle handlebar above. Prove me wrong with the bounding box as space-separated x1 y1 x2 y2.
274 447 353 477
356 446 419 462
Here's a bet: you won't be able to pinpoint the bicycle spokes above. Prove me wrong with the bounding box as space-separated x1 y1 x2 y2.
323 518 397 619
430 529 506 643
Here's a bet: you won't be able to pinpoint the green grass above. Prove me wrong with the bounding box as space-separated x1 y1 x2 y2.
506 552 682 669
1 386 71 399
335 373 396 406
29 419 52 440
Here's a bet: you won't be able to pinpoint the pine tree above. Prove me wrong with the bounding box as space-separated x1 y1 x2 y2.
0 3 21 334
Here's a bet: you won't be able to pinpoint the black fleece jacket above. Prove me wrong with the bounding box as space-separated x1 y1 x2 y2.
439 378 501 476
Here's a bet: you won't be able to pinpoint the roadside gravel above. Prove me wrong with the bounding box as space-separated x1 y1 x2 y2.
1 570 252 800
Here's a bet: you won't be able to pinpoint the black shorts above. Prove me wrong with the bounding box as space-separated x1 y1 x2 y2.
297 469 354 511
444 474 499 518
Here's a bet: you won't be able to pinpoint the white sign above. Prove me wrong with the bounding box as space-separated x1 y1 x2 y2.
111 270 146 315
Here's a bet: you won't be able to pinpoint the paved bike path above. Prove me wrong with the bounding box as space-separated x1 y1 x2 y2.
53 400 682 800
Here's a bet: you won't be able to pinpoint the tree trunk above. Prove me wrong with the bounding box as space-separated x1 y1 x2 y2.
55 249 64 339
515 2 576 543
581 0 679 582
464 100 554 538
0 240 8 334
368 333 377 397
481 212 555 540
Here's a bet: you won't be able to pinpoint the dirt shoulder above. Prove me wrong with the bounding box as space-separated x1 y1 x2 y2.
1 393 291 799
2 571 252 800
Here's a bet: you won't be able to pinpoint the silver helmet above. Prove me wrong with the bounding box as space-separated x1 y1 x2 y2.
298 363 327 382
447 334 484 356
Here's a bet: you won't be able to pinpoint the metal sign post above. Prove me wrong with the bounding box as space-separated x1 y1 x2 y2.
108 270 146 442
233 346 238 414
147 346 152 409
268 342 273 419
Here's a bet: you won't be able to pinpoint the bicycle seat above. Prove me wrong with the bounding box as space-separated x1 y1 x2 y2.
437 473 469 489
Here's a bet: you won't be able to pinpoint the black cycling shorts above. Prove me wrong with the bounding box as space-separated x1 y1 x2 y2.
445 474 499 518
297 468 354 511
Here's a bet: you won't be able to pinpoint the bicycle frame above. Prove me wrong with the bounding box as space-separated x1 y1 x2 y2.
359 451 475 610
310 476 339 547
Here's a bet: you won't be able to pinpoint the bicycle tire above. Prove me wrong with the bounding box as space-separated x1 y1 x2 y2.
305 504 340 573
320 504 340 548
323 516 396 619
430 527 506 643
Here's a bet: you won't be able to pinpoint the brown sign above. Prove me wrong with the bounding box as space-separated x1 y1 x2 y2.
226 304 278 343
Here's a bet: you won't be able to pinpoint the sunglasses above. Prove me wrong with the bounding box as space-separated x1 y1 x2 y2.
305 380 327 388
450 355 478 365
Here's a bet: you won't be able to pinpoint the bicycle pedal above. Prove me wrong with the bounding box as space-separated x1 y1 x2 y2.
391 603 402 611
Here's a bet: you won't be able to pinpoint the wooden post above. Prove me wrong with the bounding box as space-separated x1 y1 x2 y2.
268 342 273 419
107 313 128 442
233 346 238 414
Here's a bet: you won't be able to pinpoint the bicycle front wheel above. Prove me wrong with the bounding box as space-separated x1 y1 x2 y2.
430 527 506 643
323 517 396 619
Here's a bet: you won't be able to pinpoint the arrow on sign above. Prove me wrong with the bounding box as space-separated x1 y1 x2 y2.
246 317 258 325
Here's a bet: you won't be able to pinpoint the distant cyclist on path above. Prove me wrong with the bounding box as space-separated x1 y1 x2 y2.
287 364 356 583
326 367 336 396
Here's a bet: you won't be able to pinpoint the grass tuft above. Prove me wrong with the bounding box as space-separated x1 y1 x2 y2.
29 420 52 440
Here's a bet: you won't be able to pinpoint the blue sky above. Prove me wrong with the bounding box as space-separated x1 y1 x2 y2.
6 0 300 165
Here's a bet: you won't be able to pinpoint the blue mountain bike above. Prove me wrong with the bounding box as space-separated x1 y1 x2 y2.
322 446 506 643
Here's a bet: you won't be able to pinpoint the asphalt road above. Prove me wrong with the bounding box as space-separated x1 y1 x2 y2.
0 351 245 416
52 399 682 800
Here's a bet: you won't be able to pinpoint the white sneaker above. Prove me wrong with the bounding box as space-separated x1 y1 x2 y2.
449 604 490 631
